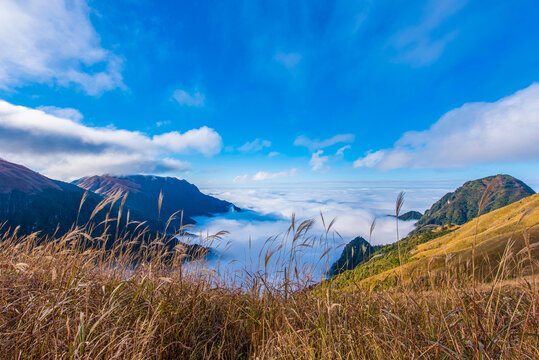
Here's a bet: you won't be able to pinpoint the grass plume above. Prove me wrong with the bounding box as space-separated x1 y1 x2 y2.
0 192 537 359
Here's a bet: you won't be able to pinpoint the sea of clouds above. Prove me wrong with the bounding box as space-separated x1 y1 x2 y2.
187 181 458 284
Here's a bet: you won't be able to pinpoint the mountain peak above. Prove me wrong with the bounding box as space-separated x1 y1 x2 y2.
73 174 236 226
0 158 60 194
417 174 535 227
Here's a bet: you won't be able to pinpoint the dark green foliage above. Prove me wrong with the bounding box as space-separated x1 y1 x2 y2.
330 226 455 283
329 236 381 276
388 210 423 221
417 174 535 227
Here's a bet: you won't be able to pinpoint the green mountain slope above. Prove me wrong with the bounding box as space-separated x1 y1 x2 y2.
329 236 380 276
388 210 423 221
330 193 539 290
416 174 535 228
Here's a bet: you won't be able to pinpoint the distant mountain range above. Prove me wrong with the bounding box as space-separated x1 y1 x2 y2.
330 174 536 278
74 174 239 228
0 158 238 237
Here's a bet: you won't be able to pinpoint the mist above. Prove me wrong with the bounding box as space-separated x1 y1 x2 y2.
188 181 456 285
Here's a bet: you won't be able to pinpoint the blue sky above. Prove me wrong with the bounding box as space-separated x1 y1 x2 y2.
0 0 538 185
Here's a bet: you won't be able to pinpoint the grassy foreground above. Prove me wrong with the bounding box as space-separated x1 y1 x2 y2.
0 191 537 359
0 231 536 358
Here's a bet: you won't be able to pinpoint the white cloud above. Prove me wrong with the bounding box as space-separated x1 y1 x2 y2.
0 99 223 179
233 174 249 183
172 89 205 107
353 150 386 168
294 134 355 152
44 154 190 180
0 0 124 95
354 83 539 170
37 106 83 122
253 168 297 181
309 150 329 171
153 127 223 157
156 120 171 127
194 183 451 279
268 151 279 158
274 51 302 69
335 145 351 157
238 138 271 153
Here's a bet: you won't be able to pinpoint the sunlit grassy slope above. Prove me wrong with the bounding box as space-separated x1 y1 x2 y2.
331 193 539 290
0 193 537 358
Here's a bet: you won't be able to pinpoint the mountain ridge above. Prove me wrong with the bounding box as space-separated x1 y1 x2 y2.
416 174 535 228
328 174 536 283
73 174 239 227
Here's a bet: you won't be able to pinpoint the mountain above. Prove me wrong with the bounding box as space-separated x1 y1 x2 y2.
416 175 535 228
388 210 423 221
0 159 213 260
329 236 380 276
328 174 535 280
0 158 104 235
329 194 539 290
73 174 239 228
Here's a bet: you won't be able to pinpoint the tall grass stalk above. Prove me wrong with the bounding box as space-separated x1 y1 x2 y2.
0 193 536 359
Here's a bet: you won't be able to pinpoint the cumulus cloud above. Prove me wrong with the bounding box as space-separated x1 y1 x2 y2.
153 128 223 157
274 51 302 69
172 89 205 107
238 138 271 153
0 0 124 95
354 83 539 170
0 100 223 179
309 150 329 171
294 134 355 152
253 168 297 181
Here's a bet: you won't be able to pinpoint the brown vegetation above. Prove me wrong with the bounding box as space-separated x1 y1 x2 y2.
0 192 537 359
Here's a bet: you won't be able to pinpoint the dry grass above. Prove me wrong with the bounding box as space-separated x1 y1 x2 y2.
0 195 537 359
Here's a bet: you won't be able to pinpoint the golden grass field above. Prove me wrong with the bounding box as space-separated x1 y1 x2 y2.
0 190 537 359
332 193 539 290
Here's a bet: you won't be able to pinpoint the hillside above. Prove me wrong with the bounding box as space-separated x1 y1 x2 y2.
329 236 380 276
0 158 61 194
388 210 423 221
416 174 535 227
330 193 539 290
74 175 239 228
0 158 105 235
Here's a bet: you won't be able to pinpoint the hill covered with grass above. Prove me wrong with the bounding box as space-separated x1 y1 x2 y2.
330 193 539 290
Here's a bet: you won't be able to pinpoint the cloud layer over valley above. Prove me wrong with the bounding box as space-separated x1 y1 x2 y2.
192 182 454 280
